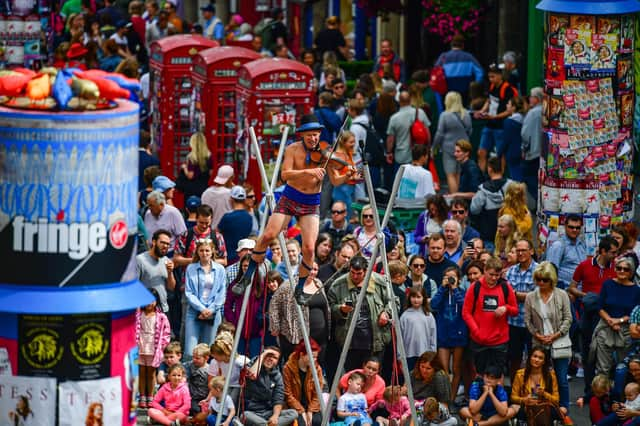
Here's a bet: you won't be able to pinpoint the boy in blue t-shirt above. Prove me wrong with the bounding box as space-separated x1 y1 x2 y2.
459 365 513 425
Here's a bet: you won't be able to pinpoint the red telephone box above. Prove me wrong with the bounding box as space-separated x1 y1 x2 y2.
235 58 315 197
149 35 219 185
191 46 261 175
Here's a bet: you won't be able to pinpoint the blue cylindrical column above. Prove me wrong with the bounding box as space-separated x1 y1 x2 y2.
0 100 153 425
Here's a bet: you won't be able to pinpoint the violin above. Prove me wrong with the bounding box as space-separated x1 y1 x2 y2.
307 140 353 169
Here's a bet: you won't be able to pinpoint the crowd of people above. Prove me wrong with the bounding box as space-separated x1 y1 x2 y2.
51 1 640 425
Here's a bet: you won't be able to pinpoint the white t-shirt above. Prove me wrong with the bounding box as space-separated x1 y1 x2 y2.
398 164 435 199
209 394 235 416
208 355 250 385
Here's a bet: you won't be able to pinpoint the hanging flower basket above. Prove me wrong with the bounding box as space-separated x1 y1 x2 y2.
422 0 486 43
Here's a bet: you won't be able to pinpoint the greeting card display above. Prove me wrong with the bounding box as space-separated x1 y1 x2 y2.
540 12 635 247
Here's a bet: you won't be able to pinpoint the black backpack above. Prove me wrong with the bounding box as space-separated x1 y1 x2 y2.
352 122 385 166
470 279 510 315
470 188 504 242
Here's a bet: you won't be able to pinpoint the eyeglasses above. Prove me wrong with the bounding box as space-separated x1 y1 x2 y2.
451 210 466 214
616 266 632 272
412 263 426 268
534 277 551 283
247 194 255 199
332 210 346 214
157 241 171 246
362 214 374 219
566 225 581 230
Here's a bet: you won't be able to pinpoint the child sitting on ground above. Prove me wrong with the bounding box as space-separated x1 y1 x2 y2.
157 341 183 386
148 364 191 426
205 376 236 426
337 372 373 426
368 385 411 426
588 375 614 425
422 397 457 426
185 343 211 425
459 365 512 426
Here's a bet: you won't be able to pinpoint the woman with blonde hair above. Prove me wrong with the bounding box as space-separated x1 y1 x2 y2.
330 130 362 219
524 261 573 417
178 131 213 199
432 91 472 193
498 182 533 240
494 214 520 265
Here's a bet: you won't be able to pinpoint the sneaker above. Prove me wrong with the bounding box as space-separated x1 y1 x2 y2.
457 384 465 396
576 367 584 378
232 271 253 295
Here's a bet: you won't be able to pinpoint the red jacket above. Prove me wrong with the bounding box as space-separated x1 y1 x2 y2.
462 276 518 346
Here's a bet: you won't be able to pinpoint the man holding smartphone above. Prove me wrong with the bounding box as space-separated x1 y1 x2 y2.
327 256 392 372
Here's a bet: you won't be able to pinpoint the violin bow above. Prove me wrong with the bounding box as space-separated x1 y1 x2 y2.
320 115 351 171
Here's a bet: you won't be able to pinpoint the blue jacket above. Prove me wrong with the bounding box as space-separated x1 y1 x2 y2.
435 49 484 96
316 106 342 143
184 262 226 313
430 285 468 347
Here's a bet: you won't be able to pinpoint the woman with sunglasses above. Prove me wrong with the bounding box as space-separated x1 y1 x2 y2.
353 205 378 260
591 256 640 379
524 261 573 416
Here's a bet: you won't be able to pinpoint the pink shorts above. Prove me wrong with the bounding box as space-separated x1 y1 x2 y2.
139 354 154 366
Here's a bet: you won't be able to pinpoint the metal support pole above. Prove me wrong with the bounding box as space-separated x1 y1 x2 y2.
249 126 326 414
363 164 418 422
215 128 299 426
322 165 408 425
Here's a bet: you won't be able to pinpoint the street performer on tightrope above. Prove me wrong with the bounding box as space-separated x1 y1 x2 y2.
233 114 360 305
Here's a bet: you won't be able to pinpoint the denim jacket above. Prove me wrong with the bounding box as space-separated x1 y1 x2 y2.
184 261 226 313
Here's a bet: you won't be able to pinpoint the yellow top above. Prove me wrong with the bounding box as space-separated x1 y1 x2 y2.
510 368 560 405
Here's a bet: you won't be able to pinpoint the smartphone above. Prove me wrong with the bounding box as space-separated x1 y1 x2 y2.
467 241 474 248
345 300 354 307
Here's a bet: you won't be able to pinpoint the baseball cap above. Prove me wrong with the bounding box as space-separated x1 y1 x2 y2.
152 175 175 192
186 196 201 210
230 185 246 200
214 165 234 184
236 238 256 252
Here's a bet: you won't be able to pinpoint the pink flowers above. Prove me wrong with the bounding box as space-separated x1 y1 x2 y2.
422 0 485 43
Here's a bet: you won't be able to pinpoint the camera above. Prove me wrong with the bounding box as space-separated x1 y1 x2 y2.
447 276 456 286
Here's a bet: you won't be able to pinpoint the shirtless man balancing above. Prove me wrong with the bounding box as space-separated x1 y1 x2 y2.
233 114 355 304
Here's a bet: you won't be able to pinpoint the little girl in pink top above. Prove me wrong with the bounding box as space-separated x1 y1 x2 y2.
369 385 411 426
148 364 191 426
136 288 171 408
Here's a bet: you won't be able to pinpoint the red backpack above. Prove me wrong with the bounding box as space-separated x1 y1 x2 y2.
410 107 431 145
